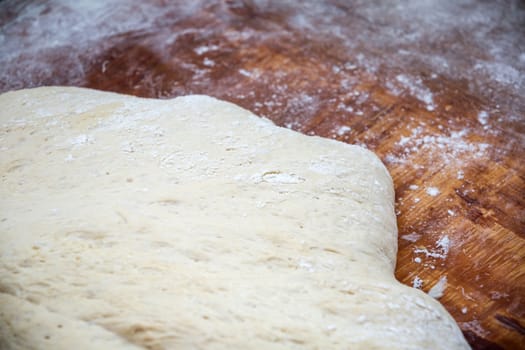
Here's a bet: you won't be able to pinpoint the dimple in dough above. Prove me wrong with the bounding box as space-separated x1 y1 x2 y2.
0 87 470 350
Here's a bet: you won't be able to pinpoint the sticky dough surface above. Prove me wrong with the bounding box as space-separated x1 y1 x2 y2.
0 87 469 349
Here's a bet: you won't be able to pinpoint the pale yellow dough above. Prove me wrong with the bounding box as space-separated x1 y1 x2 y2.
0 87 469 349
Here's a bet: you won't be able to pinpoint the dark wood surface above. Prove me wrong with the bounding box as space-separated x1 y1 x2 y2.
1 1 524 349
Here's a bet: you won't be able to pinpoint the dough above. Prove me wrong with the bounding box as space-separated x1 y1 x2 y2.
0 87 469 349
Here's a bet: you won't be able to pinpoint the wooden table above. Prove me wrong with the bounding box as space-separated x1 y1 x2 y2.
1 1 523 348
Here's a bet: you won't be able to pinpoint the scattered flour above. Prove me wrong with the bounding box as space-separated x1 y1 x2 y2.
414 235 450 260
239 69 252 77
335 125 352 136
428 276 447 299
194 44 219 55
477 111 489 125
412 276 423 289
389 127 490 168
401 232 422 243
426 187 440 196
489 291 509 300
436 235 450 256
395 74 436 111
203 58 215 67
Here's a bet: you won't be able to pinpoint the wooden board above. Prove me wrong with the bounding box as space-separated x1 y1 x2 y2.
1 1 524 348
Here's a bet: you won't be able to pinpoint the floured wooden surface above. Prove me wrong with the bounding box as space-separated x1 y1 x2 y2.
0 87 469 349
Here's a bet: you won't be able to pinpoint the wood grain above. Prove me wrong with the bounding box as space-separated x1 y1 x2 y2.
1 1 524 348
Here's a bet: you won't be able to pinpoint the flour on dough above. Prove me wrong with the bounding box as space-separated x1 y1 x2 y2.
0 87 469 349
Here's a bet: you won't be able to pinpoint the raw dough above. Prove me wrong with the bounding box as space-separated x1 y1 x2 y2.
0 87 469 349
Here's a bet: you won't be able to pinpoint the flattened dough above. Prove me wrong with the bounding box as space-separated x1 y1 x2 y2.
0 87 469 349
